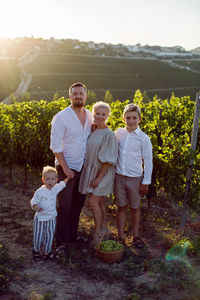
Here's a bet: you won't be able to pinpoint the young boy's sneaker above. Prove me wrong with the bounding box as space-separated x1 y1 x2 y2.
32 250 41 261
42 252 55 260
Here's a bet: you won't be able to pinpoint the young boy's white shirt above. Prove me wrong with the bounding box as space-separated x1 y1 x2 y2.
115 127 153 185
30 181 66 221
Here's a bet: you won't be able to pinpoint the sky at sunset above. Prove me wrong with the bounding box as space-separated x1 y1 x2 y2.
1 0 199 50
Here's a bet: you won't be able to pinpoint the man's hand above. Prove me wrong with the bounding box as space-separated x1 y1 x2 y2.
64 167 75 180
91 122 97 132
139 184 148 196
54 152 75 180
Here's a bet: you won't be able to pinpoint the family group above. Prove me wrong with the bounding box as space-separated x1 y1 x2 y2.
30 82 153 261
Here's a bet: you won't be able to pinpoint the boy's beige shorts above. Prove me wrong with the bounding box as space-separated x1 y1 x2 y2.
114 174 143 209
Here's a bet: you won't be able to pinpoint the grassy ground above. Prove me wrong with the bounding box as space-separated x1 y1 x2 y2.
1 166 200 299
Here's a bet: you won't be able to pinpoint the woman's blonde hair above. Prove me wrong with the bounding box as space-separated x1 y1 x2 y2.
92 101 111 116
42 166 57 178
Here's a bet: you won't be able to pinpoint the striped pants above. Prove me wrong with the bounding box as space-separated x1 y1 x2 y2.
33 216 56 253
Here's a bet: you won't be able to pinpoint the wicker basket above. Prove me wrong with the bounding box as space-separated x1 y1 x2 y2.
96 247 124 263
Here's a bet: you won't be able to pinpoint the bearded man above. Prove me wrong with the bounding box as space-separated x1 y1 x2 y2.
50 82 93 253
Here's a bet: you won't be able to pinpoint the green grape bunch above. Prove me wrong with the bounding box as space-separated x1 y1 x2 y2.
97 240 123 252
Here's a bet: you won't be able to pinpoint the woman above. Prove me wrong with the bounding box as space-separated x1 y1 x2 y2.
79 101 118 247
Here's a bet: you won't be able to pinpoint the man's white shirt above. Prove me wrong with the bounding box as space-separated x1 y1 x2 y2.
30 181 66 221
115 127 153 185
50 106 93 171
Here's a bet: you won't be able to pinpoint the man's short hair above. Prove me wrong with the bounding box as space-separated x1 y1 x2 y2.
69 82 87 95
42 166 57 178
123 103 141 118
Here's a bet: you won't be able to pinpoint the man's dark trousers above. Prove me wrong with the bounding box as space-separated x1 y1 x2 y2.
56 165 86 247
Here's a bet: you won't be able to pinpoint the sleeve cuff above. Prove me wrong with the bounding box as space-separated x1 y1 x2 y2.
142 180 151 185
60 181 66 188
50 147 63 153
30 200 37 208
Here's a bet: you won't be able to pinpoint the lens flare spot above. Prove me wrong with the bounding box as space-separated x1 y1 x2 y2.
166 241 191 267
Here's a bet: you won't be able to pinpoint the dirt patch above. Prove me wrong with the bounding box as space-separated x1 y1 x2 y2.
1 167 200 300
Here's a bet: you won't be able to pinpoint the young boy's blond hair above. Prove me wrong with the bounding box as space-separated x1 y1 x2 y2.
42 166 57 178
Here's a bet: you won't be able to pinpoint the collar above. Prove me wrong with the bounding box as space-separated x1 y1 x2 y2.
126 126 140 135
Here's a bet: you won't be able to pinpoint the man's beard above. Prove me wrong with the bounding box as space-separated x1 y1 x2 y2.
73 99 84 107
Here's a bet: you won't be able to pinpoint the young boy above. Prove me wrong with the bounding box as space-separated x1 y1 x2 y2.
30 166 69 260
114 103 153 248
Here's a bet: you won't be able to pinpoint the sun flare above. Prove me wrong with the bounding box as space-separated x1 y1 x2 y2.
1 0 48 39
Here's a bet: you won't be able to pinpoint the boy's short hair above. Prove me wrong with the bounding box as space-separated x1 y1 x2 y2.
69 82 87 95
92 101 111 116
123 103 141 118
42 166 57 178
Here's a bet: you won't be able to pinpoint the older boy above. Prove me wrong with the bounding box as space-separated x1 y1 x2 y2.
114 103 153 247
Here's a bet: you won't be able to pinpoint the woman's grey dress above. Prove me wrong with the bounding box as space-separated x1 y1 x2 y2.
79 128 118 196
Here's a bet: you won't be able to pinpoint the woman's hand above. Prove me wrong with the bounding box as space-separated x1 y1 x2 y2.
90 163 110 188
90 176 101 188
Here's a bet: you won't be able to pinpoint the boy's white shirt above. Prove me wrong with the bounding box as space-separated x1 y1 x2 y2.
115 126 153 185
30 181 66 221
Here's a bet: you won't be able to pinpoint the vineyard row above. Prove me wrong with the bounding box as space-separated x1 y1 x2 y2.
0 91 199 206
